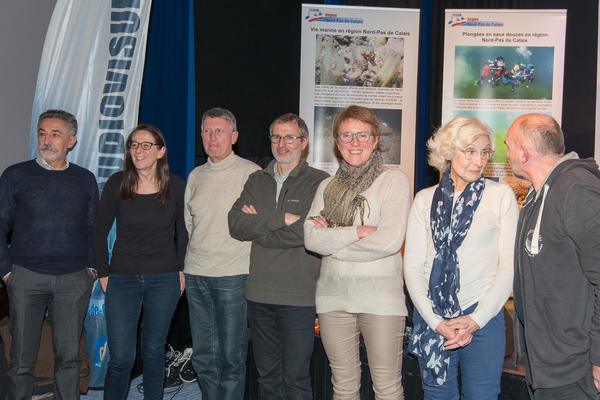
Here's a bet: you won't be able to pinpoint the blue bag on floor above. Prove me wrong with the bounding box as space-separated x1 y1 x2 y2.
84 279 109 388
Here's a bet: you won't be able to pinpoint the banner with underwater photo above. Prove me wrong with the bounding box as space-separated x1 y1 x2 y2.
442 9 566 179
300 4 420 194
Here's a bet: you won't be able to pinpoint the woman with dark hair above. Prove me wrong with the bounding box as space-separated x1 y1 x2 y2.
93 124 188 400
304 105 411 399
404 116 518 400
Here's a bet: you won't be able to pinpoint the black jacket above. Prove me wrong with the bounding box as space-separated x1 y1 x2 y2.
513 154 600 389
228 159 328 306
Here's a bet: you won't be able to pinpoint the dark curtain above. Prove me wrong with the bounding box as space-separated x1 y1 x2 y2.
194 0 314 167
139 0 195 179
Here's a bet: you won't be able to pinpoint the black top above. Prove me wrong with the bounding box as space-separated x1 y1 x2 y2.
93 171 188 277
0 160 98 277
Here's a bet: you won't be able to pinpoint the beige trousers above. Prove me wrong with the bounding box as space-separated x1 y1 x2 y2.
319 311 406 400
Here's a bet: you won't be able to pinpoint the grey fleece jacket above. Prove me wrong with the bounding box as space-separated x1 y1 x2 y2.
513 153 600 389
228 159 329 306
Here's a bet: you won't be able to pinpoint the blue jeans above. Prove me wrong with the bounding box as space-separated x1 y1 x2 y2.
185 274 248 400
247 301 315 400
418 305 505 400
6 265 93 400
103 272 180 400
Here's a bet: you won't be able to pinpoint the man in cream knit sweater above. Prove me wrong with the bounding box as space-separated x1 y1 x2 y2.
184 107 260 400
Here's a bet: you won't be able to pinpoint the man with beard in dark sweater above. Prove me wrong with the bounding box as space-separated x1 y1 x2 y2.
229 113 328 399
0 110 98 400
506 113 600 400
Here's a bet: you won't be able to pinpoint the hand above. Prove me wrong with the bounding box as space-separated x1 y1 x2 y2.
242 204 258 214
179 271 185 295
312 216 328 227
435 319 461 342
284 213 300 226
593 364 600 391
99 276 108 293
2 272 9 283
443 315 480 350
357 225 377 239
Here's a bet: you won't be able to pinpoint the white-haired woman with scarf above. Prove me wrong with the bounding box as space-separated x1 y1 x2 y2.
304 105 411 399
404 116 518 400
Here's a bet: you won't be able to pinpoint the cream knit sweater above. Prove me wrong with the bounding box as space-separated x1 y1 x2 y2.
304 169 411 316
404 179 518 330
184 152 260 277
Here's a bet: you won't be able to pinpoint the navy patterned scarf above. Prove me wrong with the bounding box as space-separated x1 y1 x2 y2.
409 169 485 386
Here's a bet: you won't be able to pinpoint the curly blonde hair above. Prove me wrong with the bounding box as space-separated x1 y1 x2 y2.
427 116 495 172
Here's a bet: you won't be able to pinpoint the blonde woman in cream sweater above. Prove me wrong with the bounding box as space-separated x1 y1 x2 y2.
404 116 518 400
304 105 411 400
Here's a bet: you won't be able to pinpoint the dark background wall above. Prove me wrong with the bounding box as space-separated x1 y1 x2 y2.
189 0 597 190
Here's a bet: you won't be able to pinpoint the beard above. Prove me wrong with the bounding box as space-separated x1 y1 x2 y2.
39 145 66 162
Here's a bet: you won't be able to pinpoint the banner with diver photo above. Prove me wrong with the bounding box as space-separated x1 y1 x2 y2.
442 9 566 179
30 0 152 192
299 4 420 194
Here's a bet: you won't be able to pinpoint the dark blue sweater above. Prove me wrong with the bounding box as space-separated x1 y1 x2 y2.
0 160 99 277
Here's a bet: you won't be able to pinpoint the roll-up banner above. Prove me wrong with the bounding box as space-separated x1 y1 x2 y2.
442 9 567 179
300 4 420 194
30 0 153 192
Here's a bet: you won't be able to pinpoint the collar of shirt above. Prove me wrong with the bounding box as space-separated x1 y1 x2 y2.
36 155 70 171
273 162 292 203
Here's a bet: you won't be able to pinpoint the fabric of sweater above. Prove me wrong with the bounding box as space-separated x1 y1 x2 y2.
0 159 98 277
304 169 411 316
93 171 188 277
513 154 600 389
184 152 260 277
404 179 518 331
228 159 329 306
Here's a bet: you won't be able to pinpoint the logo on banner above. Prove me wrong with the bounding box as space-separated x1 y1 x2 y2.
305 8 363 24
448 13 503 27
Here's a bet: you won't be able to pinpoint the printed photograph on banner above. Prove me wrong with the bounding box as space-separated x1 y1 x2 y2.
315 35 404 88
313 106 402 166
454 46 554 99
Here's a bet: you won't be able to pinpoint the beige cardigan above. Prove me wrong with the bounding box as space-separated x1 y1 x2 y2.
403 179 518 330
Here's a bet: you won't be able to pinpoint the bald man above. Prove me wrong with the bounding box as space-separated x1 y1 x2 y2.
506 113 600 399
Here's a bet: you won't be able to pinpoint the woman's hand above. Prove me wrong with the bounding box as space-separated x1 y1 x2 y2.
443 315 480 350
357 225 377 239
99 276 108 293
179 271 185 295
312 216 329 227
435 319 462 341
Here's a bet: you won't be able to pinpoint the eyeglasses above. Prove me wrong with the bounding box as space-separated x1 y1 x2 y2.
337 131 372 144
201 128 228 136
129 141 159 150
457 148 495 161
269 135 303 144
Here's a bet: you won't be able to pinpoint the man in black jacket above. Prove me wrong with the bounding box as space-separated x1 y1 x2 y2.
506 113 600 399
228 113 328 399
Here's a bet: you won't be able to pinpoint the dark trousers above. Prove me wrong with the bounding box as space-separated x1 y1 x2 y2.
6 265 92 400
0 329 7 400
103 272 180 400
247 301 316 400
533 371 600 400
